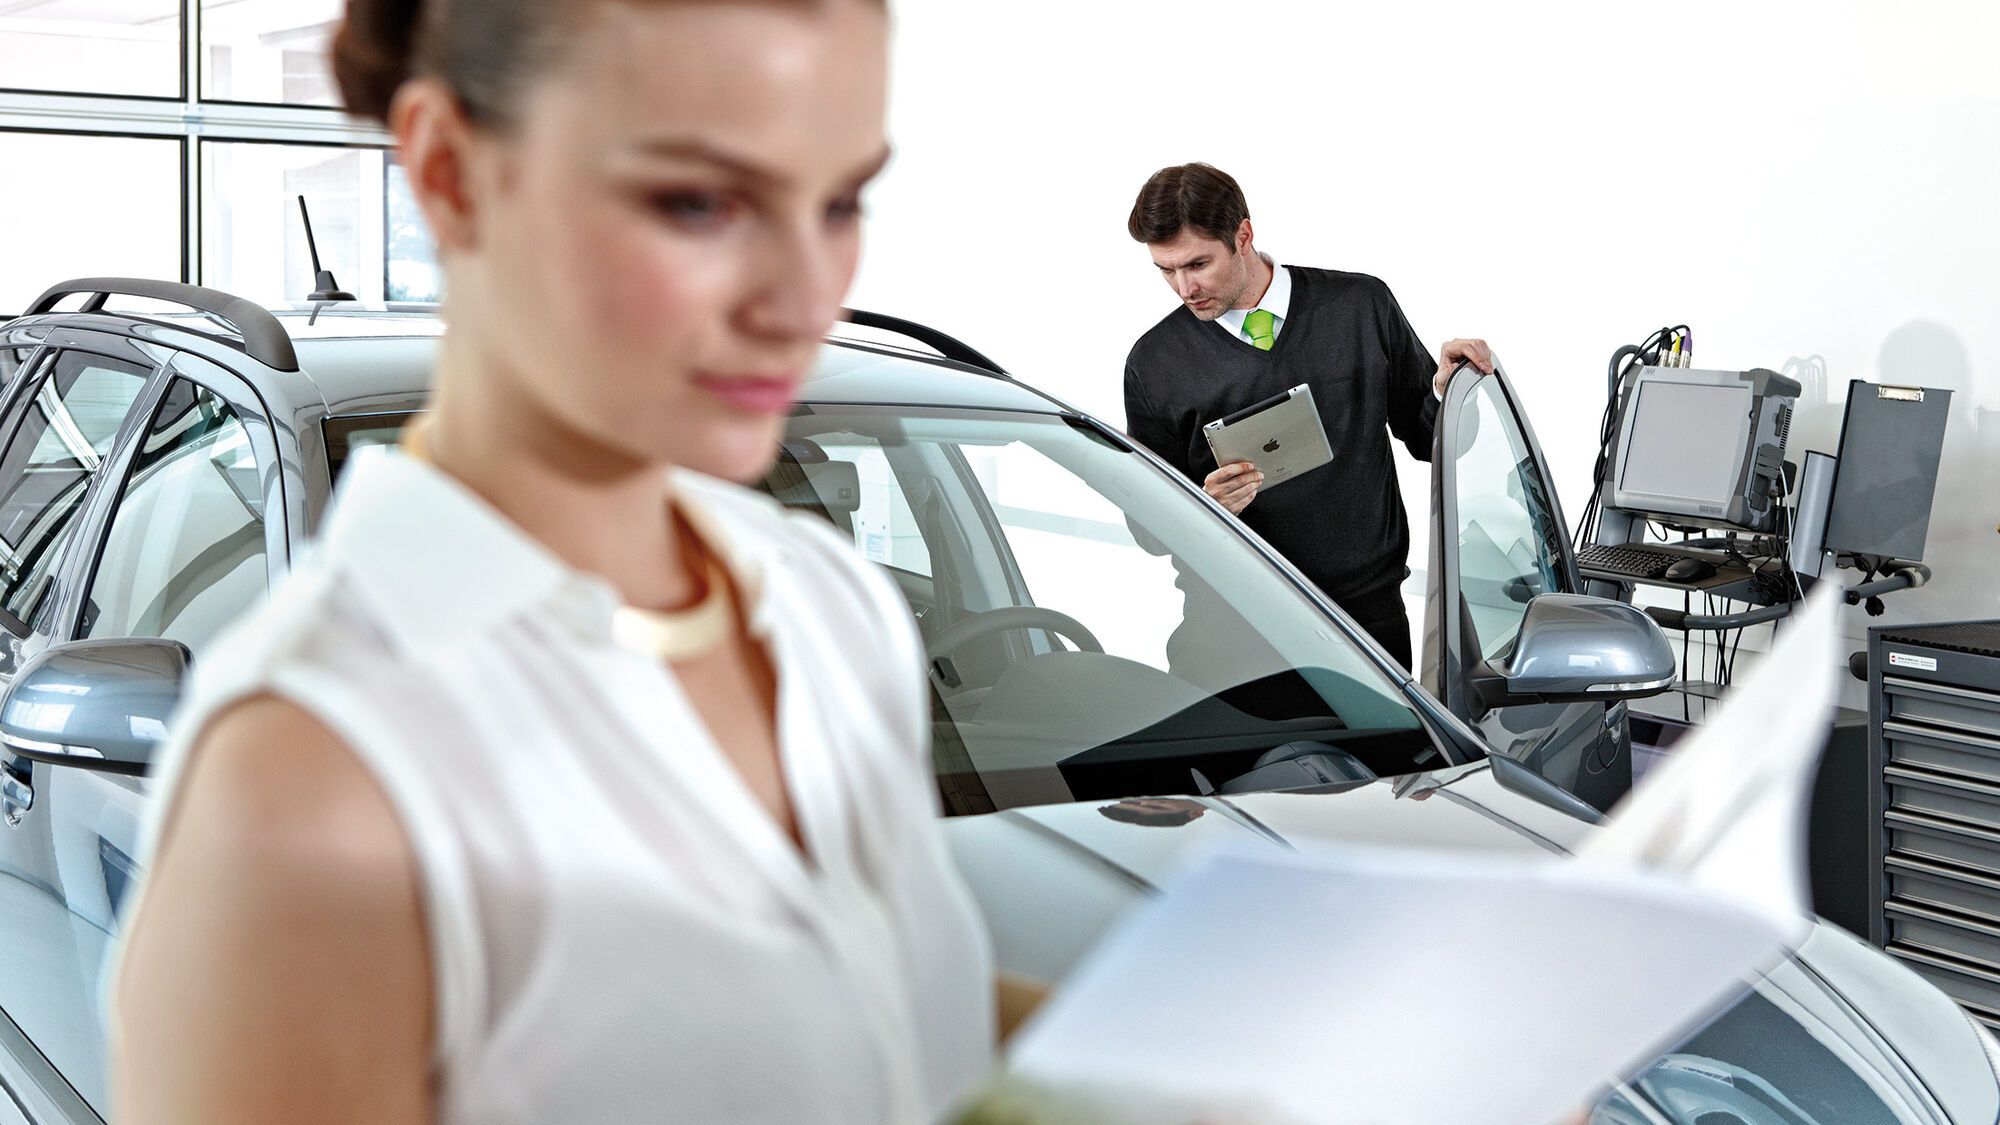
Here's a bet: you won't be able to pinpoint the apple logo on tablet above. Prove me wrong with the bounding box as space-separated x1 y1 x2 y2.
1263 439 1281 453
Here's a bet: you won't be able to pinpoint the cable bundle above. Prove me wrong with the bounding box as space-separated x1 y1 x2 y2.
1570 325 1691 551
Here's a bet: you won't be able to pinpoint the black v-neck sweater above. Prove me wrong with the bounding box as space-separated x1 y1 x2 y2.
1123 266 1440 602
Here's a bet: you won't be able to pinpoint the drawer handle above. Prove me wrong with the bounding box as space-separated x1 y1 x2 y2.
1888 898 2000 940
1887 764 2000 800
1887 853 2000 894
1888 808 2000 846
1889 943 2000 986
1886 675 2000 708
1886 718 2000 754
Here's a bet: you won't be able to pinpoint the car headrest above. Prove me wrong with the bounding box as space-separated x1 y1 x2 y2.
763 452 861 537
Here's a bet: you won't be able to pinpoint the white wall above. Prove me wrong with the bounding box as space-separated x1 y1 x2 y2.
852 0 2000 684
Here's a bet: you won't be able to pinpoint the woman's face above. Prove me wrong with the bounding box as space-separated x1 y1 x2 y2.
446 0 890 482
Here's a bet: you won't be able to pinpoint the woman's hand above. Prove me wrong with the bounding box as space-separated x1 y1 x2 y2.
997 973 1050 1044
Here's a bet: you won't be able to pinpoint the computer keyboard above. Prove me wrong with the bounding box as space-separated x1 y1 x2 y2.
1575 543 1684 581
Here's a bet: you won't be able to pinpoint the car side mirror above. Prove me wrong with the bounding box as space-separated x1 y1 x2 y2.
0 638 190 775
1472 593 1674 710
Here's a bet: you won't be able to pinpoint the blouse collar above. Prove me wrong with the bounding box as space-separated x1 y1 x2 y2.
322 448 776 657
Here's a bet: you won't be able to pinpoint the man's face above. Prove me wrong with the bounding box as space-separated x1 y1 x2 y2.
1149 226 1254 321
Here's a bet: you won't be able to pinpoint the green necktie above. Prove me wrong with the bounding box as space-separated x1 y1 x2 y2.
1243 308 1277 351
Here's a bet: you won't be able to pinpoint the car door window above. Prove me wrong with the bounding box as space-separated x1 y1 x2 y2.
1447 375 1569 662
1428 368 1632 812
0 350 152 633
78 378 267 656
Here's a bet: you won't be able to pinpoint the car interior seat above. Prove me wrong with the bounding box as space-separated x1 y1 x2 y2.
761 438 862 539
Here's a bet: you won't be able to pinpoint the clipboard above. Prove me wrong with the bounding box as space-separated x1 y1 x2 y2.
1823 380 1952 561
1201 383 1334 490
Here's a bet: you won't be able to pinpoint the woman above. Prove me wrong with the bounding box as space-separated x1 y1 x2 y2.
110 1 997 1121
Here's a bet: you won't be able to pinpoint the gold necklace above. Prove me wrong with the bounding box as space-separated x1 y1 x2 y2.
399 419 735 663
609 551 736 664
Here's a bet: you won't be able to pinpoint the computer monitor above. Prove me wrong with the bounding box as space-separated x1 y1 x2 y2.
1608 367 1801 533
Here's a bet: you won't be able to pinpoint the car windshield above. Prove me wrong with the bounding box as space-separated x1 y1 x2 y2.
771 406 1440 813
324 405 1444 813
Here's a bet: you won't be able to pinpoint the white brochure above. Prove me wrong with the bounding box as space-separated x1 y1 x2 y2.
989 588 1845 1125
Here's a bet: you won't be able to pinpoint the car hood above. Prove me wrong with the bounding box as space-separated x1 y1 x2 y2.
946 765 1999 1124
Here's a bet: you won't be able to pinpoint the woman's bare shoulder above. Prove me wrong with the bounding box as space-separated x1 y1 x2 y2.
172 694 416 867
116 693 434 1123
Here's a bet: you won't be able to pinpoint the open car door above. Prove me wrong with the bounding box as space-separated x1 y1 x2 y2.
1422 364 1632 813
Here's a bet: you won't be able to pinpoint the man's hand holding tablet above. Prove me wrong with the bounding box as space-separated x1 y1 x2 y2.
1204 461 1263 515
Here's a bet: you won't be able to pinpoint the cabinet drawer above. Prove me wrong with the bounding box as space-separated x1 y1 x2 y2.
1887 856 2000 922
1885 675 2000 741
1888 810 2000 876
1887 766 2000 828
1887 944 2000 1024
1887 900 2000 966
1886 720 2000 785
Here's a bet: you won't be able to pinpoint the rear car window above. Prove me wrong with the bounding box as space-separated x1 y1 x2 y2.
324 412 418 481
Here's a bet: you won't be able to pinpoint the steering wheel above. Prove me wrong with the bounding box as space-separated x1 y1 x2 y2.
1597 1054 1813 1125
924 606 1105 664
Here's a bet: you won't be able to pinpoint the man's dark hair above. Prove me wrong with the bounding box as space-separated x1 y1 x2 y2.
1127 163 1249 248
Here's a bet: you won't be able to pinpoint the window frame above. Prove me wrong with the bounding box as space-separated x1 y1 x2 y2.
65 352 285 645
0 344 165 638
0 0 403 304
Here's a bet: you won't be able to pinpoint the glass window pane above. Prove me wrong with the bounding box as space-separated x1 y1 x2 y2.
323 411 417 481
385 158 442 302
81 379 267 655
1 348 39 389
776 437 933 578
771 408 1432 813
0 133 184 314
203 141 436 306
199 0 343 107
1451 378 1566 662
960 440 1181 668
0 0 180 98
0 350 152 630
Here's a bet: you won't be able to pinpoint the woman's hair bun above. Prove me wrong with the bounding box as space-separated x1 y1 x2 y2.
331 0 427 123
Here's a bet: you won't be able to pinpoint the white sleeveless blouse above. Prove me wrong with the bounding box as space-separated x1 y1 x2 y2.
115 449 996 1123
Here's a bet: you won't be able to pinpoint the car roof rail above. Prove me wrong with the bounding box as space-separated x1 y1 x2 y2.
27 277 300 372
840 309 1006 377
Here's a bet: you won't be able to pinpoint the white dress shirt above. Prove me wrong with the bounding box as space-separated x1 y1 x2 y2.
114 448 996 1124
1214 253 1293 344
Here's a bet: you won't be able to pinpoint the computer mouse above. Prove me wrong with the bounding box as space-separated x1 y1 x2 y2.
1664 557 1717 583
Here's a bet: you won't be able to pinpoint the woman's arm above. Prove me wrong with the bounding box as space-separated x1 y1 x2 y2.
996 972 1049 1044
114 695 435 1125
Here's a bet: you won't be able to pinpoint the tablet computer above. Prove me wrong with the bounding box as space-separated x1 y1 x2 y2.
1202 384 1333 489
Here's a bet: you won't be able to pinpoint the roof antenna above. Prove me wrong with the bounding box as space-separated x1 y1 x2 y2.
298 195 356 325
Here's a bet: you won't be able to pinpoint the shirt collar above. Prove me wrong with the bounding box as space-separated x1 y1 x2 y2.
1216 254 1291 336
322 448 775 656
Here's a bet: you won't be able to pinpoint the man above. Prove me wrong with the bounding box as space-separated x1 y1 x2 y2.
1123 162 1494 670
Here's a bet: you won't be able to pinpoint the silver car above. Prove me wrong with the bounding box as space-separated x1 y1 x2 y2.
0 282 1995 1123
